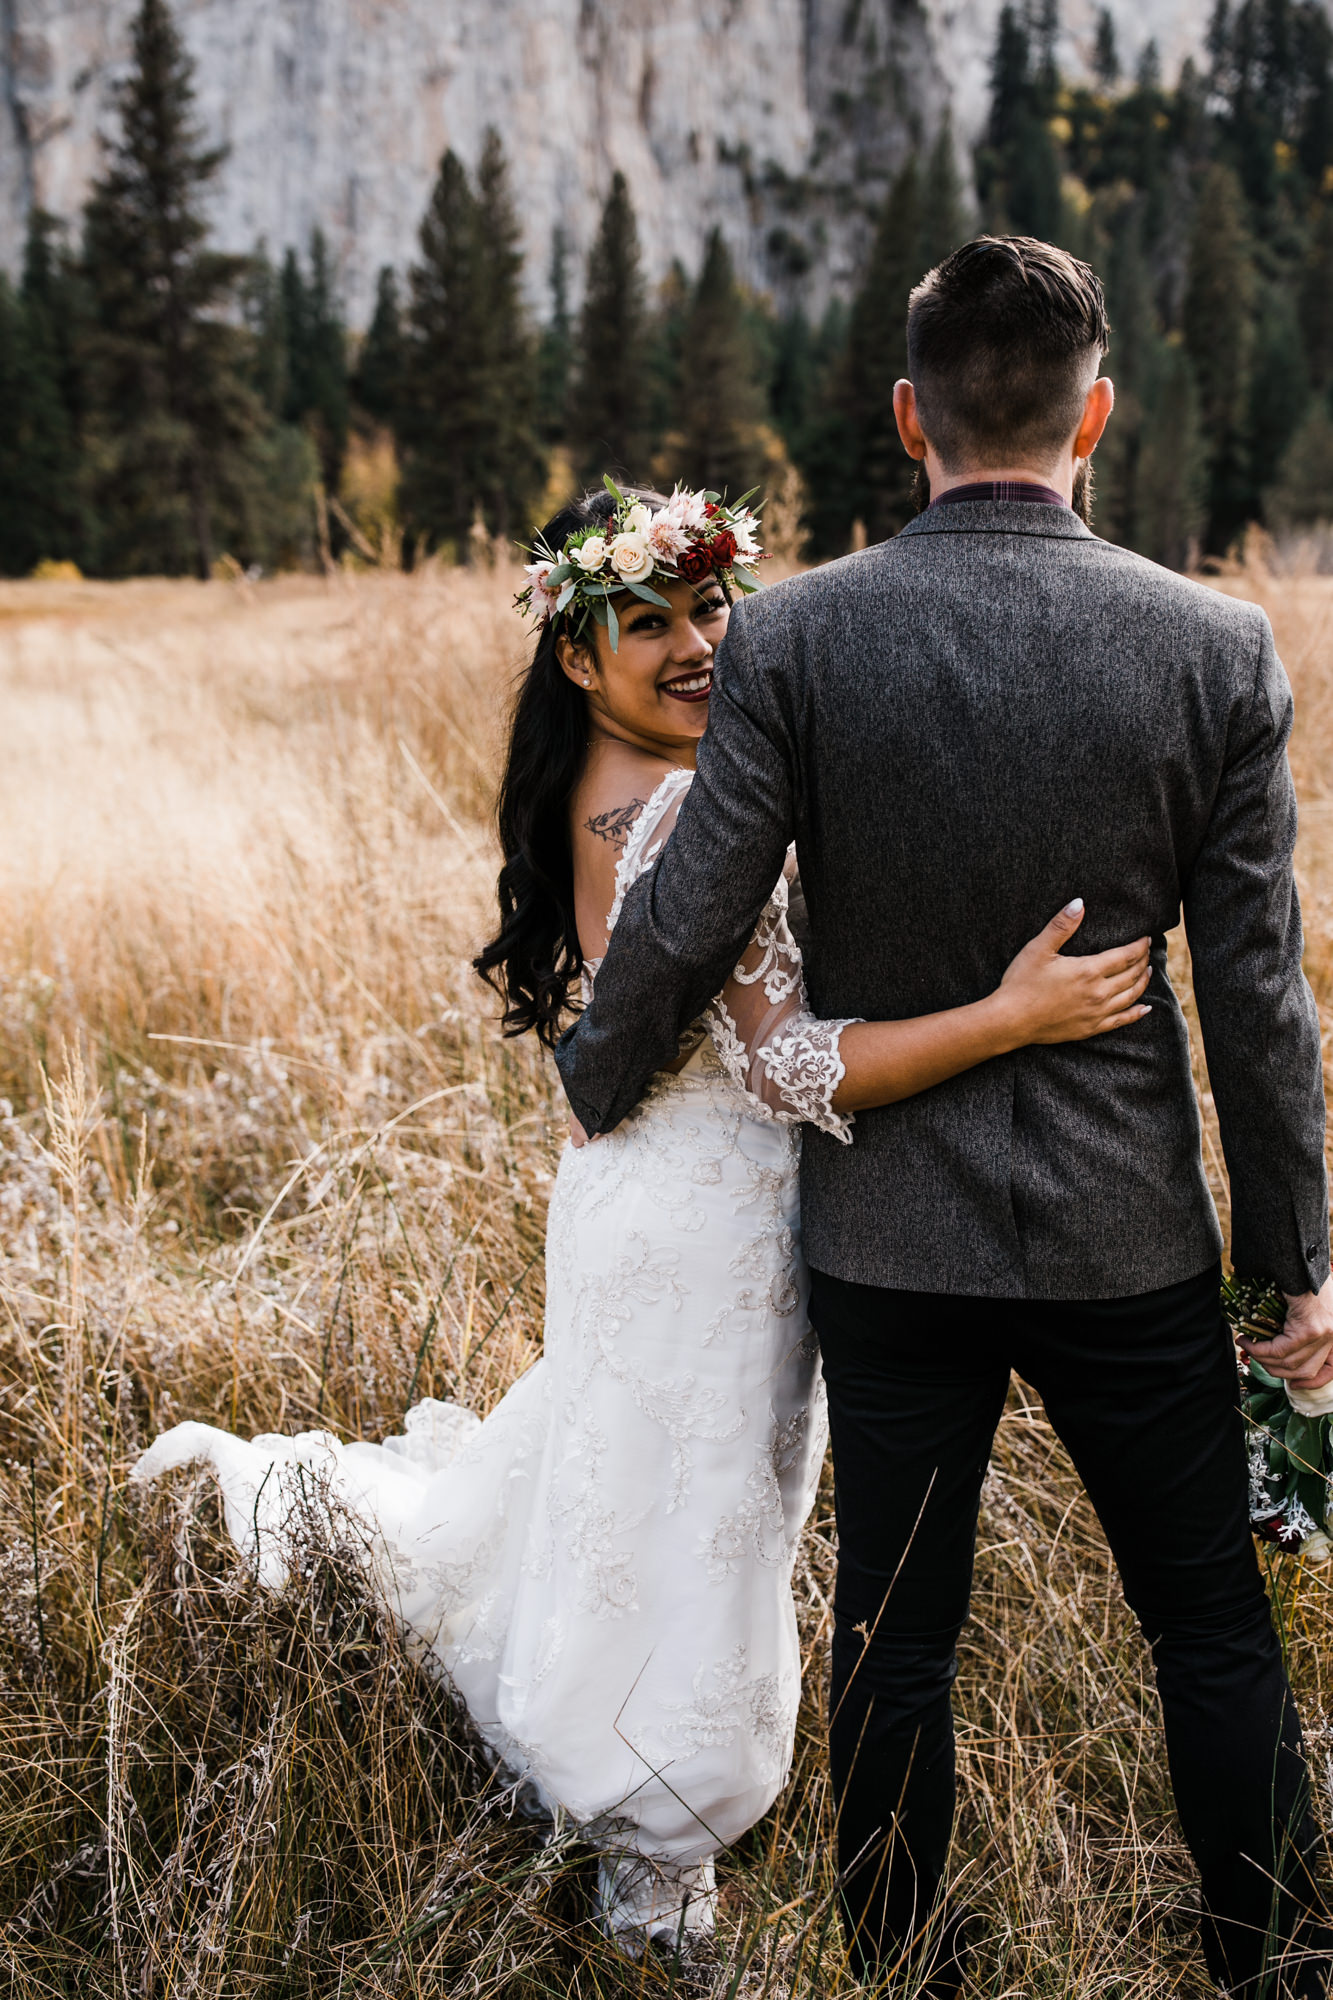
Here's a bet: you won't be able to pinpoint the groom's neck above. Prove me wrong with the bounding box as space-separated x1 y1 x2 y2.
926 457 1074 505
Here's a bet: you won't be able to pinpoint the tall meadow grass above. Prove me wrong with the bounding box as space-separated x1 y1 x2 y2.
0 559 1330 1997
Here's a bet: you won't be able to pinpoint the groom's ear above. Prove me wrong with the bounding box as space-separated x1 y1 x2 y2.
893 380 929 462
1073 376 1115 460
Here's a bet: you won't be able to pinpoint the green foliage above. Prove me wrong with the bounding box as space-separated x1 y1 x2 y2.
241 250 288 418
669 229 768 498
0 214 88 575
976 4 1064 238
280 229 350 490
1184 163 1256 548
79 0 266 577
797 136 967 555
805 0 1333 567
1093 8 1120 88
536 229 573 446
1265 399 1333 527
567 174 650 482
647 260 691 447
832 157 925 545
400 133 544 557
11 0 1333 578
353 265 406 429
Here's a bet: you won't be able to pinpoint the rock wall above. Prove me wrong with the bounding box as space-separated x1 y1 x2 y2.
0 0 1213 323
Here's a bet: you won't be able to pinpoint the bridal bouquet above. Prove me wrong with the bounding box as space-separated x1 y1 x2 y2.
1232 1273 1333 1560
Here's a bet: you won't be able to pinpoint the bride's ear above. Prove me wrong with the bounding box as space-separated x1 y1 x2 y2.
557 630 596 691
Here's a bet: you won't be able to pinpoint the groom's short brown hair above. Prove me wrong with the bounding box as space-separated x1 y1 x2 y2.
907 236 1110 472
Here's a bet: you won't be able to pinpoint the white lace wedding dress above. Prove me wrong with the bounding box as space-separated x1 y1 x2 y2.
133 770 859 1949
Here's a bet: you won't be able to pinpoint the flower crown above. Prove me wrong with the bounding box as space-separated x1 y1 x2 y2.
516 477 765 649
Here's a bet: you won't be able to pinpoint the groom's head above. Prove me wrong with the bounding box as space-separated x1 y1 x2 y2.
895 236 1112 505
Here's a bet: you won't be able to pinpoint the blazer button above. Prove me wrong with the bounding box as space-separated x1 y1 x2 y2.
1308 1243 1321 1261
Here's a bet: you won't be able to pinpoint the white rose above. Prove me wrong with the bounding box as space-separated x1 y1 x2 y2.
1301 1530 1333 1563
1287 1379 1333 1416
609 531 654 583
575 536 609 572
622 503 653 535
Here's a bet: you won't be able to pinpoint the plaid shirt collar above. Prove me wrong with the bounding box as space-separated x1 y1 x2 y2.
929 478 1069 510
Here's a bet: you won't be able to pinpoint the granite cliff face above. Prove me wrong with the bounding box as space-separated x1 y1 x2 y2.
0 0 1213 322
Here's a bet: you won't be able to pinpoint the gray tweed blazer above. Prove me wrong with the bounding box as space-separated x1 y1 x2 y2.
555 499 1330 1301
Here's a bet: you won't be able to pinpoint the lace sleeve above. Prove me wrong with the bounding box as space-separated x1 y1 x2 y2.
703 877 861 1142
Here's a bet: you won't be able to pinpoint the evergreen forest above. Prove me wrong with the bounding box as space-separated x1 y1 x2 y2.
3 0 1333 576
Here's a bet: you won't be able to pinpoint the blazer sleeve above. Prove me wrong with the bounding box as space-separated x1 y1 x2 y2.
555 599 798 1136
1183 614 1330 1295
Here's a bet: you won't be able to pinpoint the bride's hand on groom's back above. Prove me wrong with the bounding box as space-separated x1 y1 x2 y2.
996 901 1153 1048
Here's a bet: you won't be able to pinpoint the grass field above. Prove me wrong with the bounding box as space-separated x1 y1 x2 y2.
1 558 1332 1998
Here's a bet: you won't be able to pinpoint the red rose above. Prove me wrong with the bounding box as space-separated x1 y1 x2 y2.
708 529 738 567
677 544 715 583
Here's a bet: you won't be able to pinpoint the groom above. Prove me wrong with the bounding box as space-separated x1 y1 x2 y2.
556 236 1333 1995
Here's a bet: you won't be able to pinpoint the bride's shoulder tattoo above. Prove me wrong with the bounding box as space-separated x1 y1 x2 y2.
584 798 646 851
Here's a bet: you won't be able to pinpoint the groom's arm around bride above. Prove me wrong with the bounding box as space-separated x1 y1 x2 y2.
558 235 1333 1995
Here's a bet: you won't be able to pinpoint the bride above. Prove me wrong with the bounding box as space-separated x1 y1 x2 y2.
134 480 1151 1952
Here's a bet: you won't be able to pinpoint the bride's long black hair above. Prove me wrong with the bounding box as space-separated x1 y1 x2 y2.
474 484 669 1047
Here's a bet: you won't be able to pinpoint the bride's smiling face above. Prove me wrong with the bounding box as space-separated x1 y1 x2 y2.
557 575 729 758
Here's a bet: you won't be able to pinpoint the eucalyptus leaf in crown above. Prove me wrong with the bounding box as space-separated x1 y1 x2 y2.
516 476 765 651
1229 1272 1333 1563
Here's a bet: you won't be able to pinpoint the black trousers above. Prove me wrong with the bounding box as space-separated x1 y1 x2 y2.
811 1260 1328 1996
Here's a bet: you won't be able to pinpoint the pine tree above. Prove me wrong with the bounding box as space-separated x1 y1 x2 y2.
1248 284 1310 485
1137 344 1207 567
1265 401 1333 529
1295 1 1333 188
1032 0 1060 110
1183 161 1254 548
16 210 88 567
1095 202 1156 550
280 231 348 490
976 4 1063 238
567 173 650 482
920 119 968 269
1301 195 1333 389
22 210 86 445
401 150 483 554
354 266 405 427
771 308 815 445
835 157 924 544
0 270 87 574
80 0 265 576
670 229 767 497
1094 8 1120 87
536 228 573 445
242 249 288 418
648 260 691 445
401 134 542 556
470 130 544 542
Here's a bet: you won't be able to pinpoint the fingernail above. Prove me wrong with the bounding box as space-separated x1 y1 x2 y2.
1063 897 1084 916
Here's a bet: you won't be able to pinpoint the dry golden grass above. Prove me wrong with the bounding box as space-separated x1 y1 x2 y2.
0 558 1331 1998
